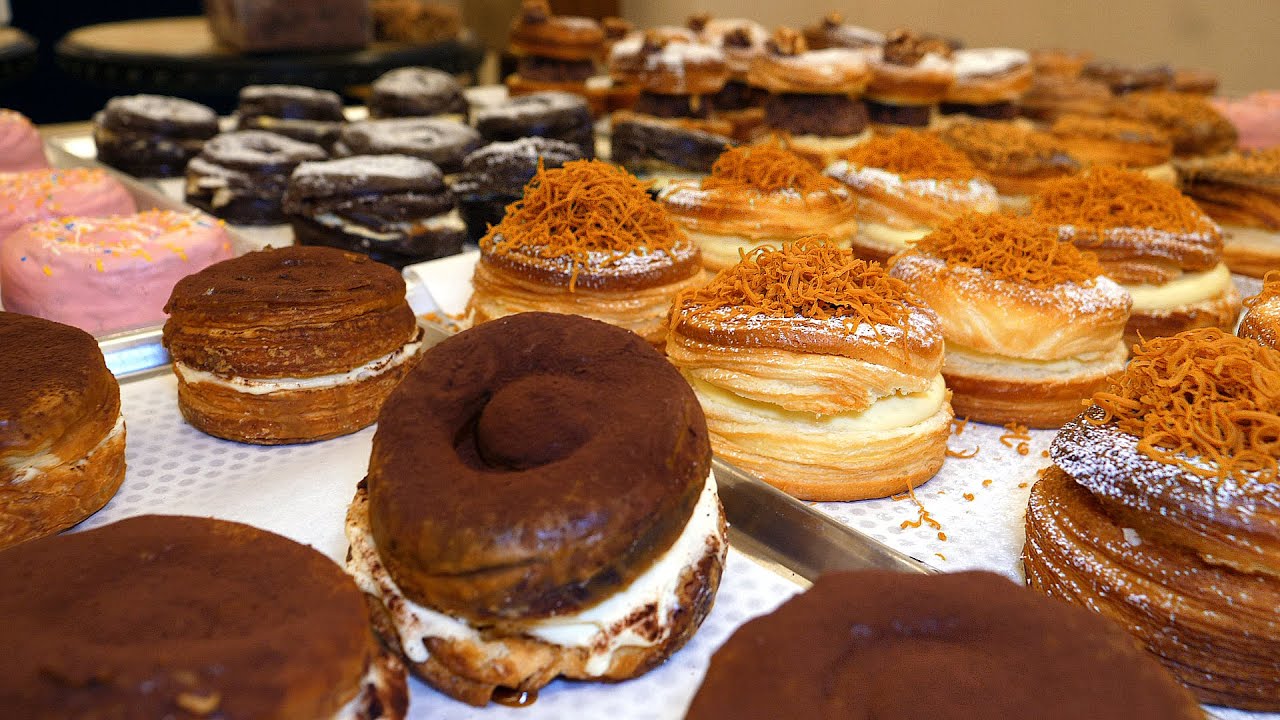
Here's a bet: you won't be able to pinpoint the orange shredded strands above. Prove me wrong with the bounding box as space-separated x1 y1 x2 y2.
841 130 979 180
982 479 993 487
1091 328 1280 484
1000 422 1031 446
935 121 1069 169
937 532 947 541
1246 270 1280 308
1050 114 1169 143
481 159 684 290
895 483 941 531
952 416 969 436
963 493 975 501
702 143 842 194
1114 91 1229 130
912 213 1103 289
1031 166 1214 234
946 446 979 459
673 236 917 329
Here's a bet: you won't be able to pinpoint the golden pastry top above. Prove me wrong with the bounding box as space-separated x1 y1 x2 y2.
1091 328 1280 485
840 130 978 180
747 28 873 95
480 160 699 291
1032 166 1219 241
1050 114 1170 147
908 212 1103 288
934 120 1079 179
703 143 844 193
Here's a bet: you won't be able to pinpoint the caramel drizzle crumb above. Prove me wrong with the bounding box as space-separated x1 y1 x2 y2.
912 213 1103 289
963 492 975 501
1031 166 1214 234
1246 269 1280 308
937 531 948 541
895 483 942 531
1091 327 1280 484
841 130 979 181
1114 90 1229 130
982 479 993 487
672 236 917 333
481 160 684 291
936 121 1072 168
952 416 969 436
1018 482 1029 489
1040 449 1050 458
702 143 842 194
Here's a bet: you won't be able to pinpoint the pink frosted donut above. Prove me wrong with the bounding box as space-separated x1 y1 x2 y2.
0 110 48 172
0 168 137 243
1211 91 1280 150
1 210 236 334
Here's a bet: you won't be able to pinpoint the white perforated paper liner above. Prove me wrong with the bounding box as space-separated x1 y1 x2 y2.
84 372 802 719
403 254 1276 720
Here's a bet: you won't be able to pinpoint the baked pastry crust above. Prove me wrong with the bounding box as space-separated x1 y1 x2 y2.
934 120 1081 201
1020 75 1113 122
507 0 603 61
0 312 125 550
944 48 1034 105
1240 277 1280 348
1049 114 1174 171
1178 151 1280 277
635 36 728 96
747 32 872 96
1111 90 1237 158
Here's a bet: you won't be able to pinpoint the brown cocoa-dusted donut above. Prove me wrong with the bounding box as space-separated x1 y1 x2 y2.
0 515 407 719
0 312 124 550
687 570 1205 720
367 312 711 621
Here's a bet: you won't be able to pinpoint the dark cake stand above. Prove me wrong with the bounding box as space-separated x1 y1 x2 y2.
0 27 38 88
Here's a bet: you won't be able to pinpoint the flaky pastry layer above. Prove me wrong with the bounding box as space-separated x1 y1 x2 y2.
747 48 873 95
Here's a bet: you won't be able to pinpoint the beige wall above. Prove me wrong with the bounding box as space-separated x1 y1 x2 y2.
619 0 1280 96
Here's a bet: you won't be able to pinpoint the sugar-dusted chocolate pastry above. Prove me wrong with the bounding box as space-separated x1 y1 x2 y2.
235 84 345 149
802 11 884 50
688 570 1204 720
864 27 955 127
1111 90 1237 158
1179 147 1280 277
610 110 734 176
1025 329 1280 710
889 213 1131 427
473 91 594 159
348 311 725 705
1031 166 1239 346
450 137 583 242
334 117 481 173
205 0 372 52
163 245 423 444
0 515 407 718
0 312 124 550
285 154 466 268
368 66 469 119
467 160 703 345
92 94 219 177
185 130 327 225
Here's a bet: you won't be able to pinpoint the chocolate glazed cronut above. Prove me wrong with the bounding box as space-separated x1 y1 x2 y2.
367 312 712 622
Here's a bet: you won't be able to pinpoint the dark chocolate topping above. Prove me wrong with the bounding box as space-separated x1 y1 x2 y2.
474 91 592 138
196 130 327 171
611 114 733 173
687 570 1203 720
369 67 469 118
286 154 446 200
453 137 583 197
335 118 481 172
97 94 219 137
0 515 377 719
368 312 711 621
0 312 118 455
237 84 345 121
767 93 869 135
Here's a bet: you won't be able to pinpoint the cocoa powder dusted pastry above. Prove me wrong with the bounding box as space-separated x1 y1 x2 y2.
889 213 1131 427
667 239 952 500
863 28 955 127
334 117 481 174
467 160 702 345
0 515 407 718
825 130 999 263
367 67 468 119
802 11 884 51
934 119 1081 212
450 137 583 243
1048 114 1175 183
941 48 1033 119
1239 271 1280 348
1031 166 1239 346
284 154 466 268
473 91 594 159
687 570 1204 720
1178 148 1280 277
1110 91 1237 158
659 143 858 271
748 28 873 167
92 95 219 178
163 245 424 444
347 311 726 706
505 0 605 105
184 130 327 225
234 84 346 149
1024 329 1280 710
0 312 124 550
1020 74 1113 122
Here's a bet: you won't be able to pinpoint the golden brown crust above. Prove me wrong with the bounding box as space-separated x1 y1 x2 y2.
1240 284 1280 349
0 416 124 550
1125 288 1242 348
1020 75 1113 122
1178 151 1280 232
866 57 955 106
466 259 703 346
1030 48 1094 79
635 36 729 96
1025 464 1280 710
1050 115 1173 169
943 346 1125 428
747 39 873 95
1110 91 1237 158
933 120 1081 196
164 247 417 377
946 63 1033 105
507 1 603 61
659 179 858 244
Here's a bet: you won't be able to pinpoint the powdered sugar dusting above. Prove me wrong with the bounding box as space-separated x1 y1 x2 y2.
952 48 1030 79
825 161 998 205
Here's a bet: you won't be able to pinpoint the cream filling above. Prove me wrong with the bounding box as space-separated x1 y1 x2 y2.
944 342 1128 381
998 193 1033 214
345 471 722 676
1122 263 1232 312
173 331 424 396
786 129 874 153
1141 162 1176 185
314 210 465 242
692 374 947 430
332 656 395 720
5 412 125 485
857 222 931 252
1224 224 1280 254
687 228 855 270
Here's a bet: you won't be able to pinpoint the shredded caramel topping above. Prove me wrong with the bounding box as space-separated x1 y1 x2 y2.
911 212 1103 288
935 121 1075 172
1031 166 1215 234
703 143 842 194
1091 328 1280 484
1113 90 1229 129
481 159 685 290
841 130 979 180
1050 114 1168 143
672 236 916 330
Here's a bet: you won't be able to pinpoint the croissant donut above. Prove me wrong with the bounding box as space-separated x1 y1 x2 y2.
1025 329 1280 710
933 119 1081 213
1048 114 1175 183
507 0 603 62
348 311 726 706
1178 148 1280 278
1240 271 1280 348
